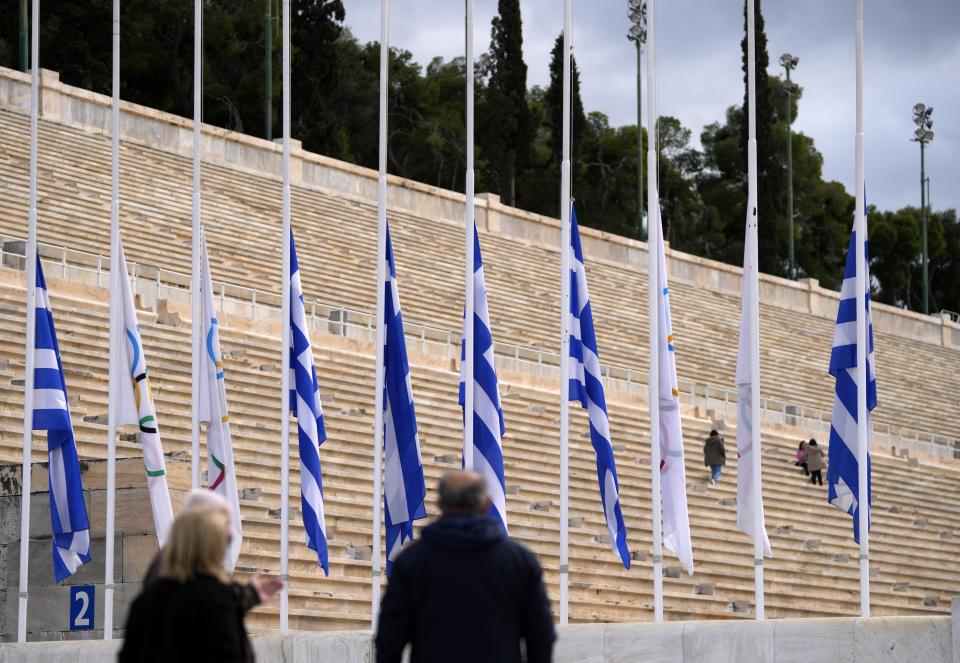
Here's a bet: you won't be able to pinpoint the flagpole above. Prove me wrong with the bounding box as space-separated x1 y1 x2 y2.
104 0 121 639
645 0 664 624
189 0 202 491
853 0 870 619
279 0 292 634
371 0 389 628
16 0 39 642
463 0 475 471
745 0 765 620
558 0 572 627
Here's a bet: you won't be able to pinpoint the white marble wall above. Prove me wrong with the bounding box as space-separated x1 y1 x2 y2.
0 614 954 662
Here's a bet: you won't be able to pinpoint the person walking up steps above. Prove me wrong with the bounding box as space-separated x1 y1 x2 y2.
805 439 826 486
703 429 726 486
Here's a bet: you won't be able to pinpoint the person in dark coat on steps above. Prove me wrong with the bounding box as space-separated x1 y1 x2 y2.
375 470 556 663
703 429 726 486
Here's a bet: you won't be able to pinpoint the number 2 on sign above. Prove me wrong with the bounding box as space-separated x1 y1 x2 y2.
69 585 95 631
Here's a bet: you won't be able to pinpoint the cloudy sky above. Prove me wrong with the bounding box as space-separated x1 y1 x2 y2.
345 0 958 213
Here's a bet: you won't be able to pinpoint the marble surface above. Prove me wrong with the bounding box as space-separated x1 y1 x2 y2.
854 616 951 663
682 619 776 663
773 617 856 663
606 621 685 663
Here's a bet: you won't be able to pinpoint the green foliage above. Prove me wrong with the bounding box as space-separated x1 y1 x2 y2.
0 0 953 315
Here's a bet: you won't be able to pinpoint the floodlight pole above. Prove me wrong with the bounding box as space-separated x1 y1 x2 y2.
920 138 928 315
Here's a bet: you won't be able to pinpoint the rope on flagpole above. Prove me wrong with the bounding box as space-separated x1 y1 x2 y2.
279 0 292 634
854 0 870 619
645 0 664 624
558 0 572 627
371 0 389 628
17 0 39 643
104 0 121 639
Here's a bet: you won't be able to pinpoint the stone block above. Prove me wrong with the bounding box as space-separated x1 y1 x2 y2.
729 600 750 613
952 597 960 663
695 583 714 596
939 530 953 540
684 618 774 661
772 617 855 663
774 524 794 536
530 501 551 512
690 483 707 494
271 631 373 663
6 537 121 593
556 624 605 663
663 567 681 579
833 554 850 563
121 534 158 583
239 487 261 501
923 597 938 608
568 517 585 528
87 488 155 537
606 621 684 663
854 616 951 663
506 484 521 495
718 497 736 507
892 582 910 592
887 505 901 514
82 413 108 425
155 299 183 327
433 454 458 465
629 550 647 562
913 518 928 527
908 457 920 468
346 545 372 561
804 538 821 551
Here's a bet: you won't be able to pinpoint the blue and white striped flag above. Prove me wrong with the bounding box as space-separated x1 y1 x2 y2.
567 206 630 568
31 258 91 582
827 221 877 544
459 228 508 532
382 224 426 575
289 230 329 574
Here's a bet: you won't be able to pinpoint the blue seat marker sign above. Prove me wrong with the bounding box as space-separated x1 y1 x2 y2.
69 585 95 631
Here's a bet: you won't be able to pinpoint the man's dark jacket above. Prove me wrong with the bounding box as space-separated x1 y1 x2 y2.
119 573 253 663
375 514 555 663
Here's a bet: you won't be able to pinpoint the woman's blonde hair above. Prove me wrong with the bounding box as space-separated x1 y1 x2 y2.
158 507 230 584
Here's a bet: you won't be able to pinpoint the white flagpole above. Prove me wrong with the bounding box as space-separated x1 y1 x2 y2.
17 0 39 643
854 0 870 618
279 0 292 634
371 0 389 627
745 0 765 620
558 0 572 627
104 0 121 639
189 0 202 491
463 0 475 471
645 0 664 624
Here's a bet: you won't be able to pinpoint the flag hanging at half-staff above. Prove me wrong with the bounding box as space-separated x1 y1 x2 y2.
734 205 772 557
197 235 243 569
459 227 508 532
827 220 877 543
288 230 330 575
653 210 694 575
567 206 630 568
382 223 426 575
32 257 92 582
111 240 174 546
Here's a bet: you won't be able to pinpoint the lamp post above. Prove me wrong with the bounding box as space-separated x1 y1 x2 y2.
264 0 278 141
19 0 28 71
912 103 934 314
627 0 646 241
780 53 799 279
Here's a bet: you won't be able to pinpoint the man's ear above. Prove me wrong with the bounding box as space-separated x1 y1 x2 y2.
481 496 492 513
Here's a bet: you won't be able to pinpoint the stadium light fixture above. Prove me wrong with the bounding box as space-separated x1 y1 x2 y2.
781 52 799 279
912 103 934 314
626 0 647 241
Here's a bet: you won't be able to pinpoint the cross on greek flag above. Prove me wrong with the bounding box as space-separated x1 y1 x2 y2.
289 230 329 574
567 206 630 568
32 257 91 582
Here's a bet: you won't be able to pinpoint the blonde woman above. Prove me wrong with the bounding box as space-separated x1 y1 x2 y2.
120 507 253 662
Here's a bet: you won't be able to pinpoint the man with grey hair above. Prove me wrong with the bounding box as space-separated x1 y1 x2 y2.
376 470 555 663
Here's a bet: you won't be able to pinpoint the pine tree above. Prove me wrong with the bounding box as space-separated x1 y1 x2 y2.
740 0 787 275
480 0 532 206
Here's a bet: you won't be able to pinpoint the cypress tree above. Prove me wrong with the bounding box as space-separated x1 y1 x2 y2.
481 0 532 206
740 0 786 275
545 33 586 169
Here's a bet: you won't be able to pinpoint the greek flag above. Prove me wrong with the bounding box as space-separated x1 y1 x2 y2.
197 236 243 569
459 228 508 532
289 230 329 574
111 241 174 546
382 224 426 575
827 222 877 544
32 258 91 582
567 206 630 568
